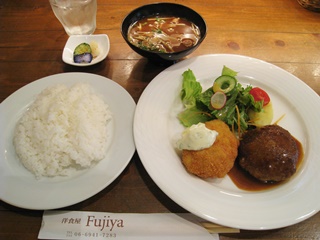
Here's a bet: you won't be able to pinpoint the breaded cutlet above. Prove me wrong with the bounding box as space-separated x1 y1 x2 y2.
182 119 239 178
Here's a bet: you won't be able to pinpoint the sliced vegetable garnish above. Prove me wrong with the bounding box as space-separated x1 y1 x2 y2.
74 43 92 55
73 43 93 63
213 75 237 94
250 87 270 106
210 91 227 109
73 53 93 63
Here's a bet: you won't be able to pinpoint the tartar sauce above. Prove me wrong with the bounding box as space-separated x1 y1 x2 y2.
177 123 218 150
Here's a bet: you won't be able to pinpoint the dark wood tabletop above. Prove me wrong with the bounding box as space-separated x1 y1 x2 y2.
1 0 320 239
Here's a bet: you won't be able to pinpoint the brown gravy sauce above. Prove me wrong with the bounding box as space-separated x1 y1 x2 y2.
228 138 304 191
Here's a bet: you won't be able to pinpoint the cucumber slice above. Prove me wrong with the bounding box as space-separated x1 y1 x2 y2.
73 43 92 56
213 75 237 93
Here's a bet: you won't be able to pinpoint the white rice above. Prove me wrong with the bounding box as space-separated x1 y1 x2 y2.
13 83 112 178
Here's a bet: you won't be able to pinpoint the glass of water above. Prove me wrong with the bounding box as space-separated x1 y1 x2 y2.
49 0 97 36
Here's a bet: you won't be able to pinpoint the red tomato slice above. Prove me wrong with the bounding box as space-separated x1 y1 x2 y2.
249 87 270 106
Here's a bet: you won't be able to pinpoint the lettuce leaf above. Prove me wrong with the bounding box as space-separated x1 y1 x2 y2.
180 69 202 108
178 106 212 127
221 65 238 77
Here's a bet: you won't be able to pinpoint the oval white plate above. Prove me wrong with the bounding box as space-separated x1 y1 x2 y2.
0 73 135 210
62 34 110 66
134 54 320 230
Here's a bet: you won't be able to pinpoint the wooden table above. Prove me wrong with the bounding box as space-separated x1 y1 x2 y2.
1 0 319 239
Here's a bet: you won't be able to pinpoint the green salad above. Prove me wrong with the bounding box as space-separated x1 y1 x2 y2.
178 66 265 136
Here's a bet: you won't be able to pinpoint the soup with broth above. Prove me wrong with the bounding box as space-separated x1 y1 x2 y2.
127 16 201 53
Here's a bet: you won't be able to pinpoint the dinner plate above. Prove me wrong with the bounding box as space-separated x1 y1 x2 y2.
134 54 320 230
0 73 135 210
62 34 110 66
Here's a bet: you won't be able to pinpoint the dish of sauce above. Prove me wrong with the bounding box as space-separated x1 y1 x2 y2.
228 138 304 191
127 16 201 53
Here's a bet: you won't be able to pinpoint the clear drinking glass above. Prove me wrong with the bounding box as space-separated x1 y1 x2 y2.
49 0 97 36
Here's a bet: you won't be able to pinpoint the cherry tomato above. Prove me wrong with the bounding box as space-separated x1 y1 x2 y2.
249 87 270 106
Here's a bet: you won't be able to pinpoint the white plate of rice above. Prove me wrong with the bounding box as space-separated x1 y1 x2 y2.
0 73 136 210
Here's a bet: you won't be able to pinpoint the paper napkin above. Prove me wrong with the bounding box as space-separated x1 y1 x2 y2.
38 211 225 240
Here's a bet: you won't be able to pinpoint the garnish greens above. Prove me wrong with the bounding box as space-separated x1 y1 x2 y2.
178 66 264 136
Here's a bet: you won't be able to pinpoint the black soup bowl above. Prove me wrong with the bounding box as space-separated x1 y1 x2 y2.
121 3 207 63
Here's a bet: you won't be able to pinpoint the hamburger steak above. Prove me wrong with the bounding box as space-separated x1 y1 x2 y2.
238 125 299 182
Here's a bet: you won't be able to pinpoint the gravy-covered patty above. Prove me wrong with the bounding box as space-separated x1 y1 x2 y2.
238 125 299 182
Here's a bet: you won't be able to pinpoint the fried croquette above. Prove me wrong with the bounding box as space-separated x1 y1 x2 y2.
181 119 239 178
